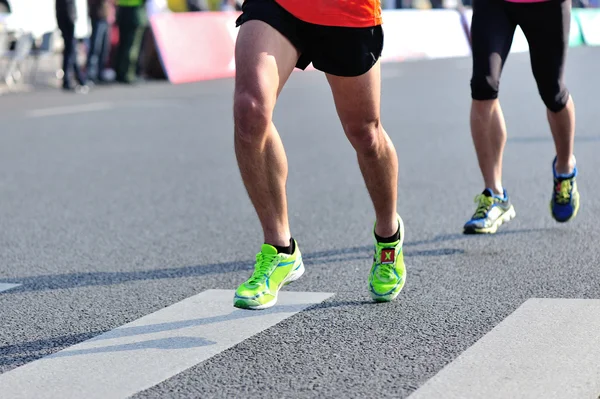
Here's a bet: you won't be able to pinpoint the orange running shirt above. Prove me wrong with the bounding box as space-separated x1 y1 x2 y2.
273 0 382 28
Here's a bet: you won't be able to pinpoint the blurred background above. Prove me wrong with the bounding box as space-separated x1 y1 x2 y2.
1 0 595 96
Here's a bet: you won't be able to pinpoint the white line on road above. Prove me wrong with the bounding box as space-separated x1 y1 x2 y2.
27 102 113 118
0 289 333 399
409 298 600 399
0 283 20 293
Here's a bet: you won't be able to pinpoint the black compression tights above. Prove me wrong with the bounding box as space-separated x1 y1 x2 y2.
470 0 571 113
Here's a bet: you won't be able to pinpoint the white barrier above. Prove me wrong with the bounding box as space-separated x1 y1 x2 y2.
3 0 90 39
381 9 472 61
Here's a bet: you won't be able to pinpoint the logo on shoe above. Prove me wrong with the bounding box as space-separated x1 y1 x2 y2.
381 248 395 264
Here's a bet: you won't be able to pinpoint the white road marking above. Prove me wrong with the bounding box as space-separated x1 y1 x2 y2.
409 298 600 399
0 289 333 399
0 283 20 293
27 102 113 118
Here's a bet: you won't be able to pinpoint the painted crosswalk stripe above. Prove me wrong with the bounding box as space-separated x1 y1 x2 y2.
409 298 600 399
0 289 333 399
0 283 20 293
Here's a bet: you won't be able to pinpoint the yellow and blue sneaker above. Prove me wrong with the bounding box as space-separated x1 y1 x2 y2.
463 188 516 234
369 215 407 302
550 156 580 223
233 239 304 310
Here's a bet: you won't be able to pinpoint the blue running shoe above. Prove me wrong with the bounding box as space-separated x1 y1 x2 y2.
464 188 516 234
550 156 580 223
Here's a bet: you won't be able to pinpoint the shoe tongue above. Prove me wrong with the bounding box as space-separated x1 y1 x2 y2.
482 188 494 197
261 244 278 256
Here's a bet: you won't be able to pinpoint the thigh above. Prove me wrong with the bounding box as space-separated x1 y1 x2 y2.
235 11 300 110
471 0 516 82
518 0 570 89
326 60 381 133
311 25 383 78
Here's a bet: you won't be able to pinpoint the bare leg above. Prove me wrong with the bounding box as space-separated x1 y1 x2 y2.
470 99 508 196
547 95 576 174
233 21 299 246
547 96 576 175
326 61 398 238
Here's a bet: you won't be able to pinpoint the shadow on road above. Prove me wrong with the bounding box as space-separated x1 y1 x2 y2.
0 228 549 295
508 135 600 143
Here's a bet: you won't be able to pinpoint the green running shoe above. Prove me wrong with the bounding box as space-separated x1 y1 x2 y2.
463 188 516 234
233 240 304 310
369 215 407 302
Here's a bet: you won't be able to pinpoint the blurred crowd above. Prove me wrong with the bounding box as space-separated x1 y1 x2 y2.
56 0 246 92
0 0 244 94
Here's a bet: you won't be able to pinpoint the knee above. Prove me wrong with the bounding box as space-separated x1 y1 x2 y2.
344 119 382 157
233 90 271 145
471 74 500 101
540 84 570 113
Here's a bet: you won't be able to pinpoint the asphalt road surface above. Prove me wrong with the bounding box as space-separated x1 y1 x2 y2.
1 46 599 399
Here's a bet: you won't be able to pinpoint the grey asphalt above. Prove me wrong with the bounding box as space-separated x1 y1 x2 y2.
1 46 599 398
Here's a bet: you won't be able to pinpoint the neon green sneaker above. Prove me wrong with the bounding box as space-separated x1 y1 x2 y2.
369 215 406 302
233 240 304 310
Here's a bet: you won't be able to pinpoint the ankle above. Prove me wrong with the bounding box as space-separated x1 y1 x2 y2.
374 217 399 241
269 238 294 255
484 184 504 198
555 155 575 176
263 232 291 249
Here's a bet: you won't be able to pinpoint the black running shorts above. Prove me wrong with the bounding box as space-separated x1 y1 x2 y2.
235 0 384 77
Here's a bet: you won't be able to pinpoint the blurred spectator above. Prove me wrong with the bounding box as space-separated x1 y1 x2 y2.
55 0 89 92
0 0 10 13
186 0 204 11
87 0 112 83
220 0 242 10
115 0 148 83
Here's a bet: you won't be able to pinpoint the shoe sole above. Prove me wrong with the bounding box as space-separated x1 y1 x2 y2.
233 261 305 311
463 205 516 235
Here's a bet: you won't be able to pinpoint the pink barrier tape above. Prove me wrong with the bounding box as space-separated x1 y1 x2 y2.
151 12 241 84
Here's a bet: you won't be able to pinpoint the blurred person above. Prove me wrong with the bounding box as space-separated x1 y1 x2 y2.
220 0 242 10
115 0 147 83
86 0 112 83
56 0 89 92
0 0 10 13
186 0 204 10
232 0 406 310
146 0 169 15
138 0 167 80
463 0 579 234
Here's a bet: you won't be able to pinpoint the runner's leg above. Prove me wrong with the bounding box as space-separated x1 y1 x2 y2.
463 0 517 234
234 20 299 247
326 62 399 238
519 0 579 222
